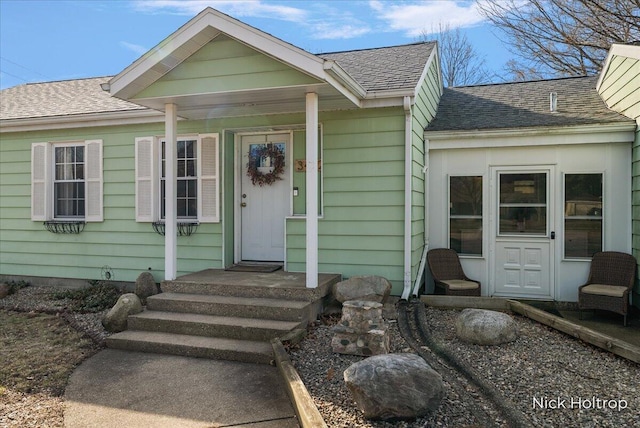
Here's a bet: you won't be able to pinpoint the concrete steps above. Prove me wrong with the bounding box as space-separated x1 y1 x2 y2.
107 330 274 364
146 292 312 321
106 271 341 364
127 310 304 341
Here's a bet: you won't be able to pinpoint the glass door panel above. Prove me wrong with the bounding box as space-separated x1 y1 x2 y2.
498 172 547 235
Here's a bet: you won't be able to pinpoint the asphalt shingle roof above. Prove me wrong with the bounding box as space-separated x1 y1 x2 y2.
0 77 146 120
0 43 435 121
320 42 436 92
426 76 631 132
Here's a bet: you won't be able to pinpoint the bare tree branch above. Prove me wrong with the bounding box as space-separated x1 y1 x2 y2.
421 23 496 87
478 0 640 80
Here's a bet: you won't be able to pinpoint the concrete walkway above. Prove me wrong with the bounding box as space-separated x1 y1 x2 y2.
64 349 299 428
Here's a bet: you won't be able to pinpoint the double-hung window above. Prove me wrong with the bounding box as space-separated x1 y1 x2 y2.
449 176 483 256
31 140 103 222
135 133 219 224
564 173 603 258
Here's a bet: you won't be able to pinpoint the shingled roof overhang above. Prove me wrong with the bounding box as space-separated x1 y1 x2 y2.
104 7 369 120
425 76 636 149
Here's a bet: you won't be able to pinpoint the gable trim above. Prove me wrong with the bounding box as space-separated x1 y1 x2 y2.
108 8 353 103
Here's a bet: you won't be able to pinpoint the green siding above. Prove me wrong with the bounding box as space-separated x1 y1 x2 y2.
134 35 320 99
599 56 640 120
410 52 442 287
0 123 225 283
285 108 407 293
1 60 443 297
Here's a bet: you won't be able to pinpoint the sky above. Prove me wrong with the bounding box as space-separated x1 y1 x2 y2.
0 0 512 90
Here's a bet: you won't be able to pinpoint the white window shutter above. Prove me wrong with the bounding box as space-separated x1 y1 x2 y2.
135 136 158 222
198 133 220 223
31 142 51 221
84 139 103 222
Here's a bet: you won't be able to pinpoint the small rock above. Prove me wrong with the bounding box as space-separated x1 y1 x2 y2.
102 293 143 332
135 271 158 303
334 276 392 303
455 308 518 345
344 353 444 420
0 283 9 299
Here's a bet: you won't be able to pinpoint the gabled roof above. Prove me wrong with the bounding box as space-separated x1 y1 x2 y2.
1 7 437 129
320 42 436 92
0 43 434 123
426 76 632 132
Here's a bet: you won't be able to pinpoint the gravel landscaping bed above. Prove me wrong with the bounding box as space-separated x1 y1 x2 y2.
289 307 640 428
3 285 639 427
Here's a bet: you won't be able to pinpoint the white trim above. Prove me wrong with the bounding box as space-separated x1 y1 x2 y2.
401 96 413 300
306 92 319 288
427 123 636 150
164 104 178 281
1 110 164 133
597 44 640 91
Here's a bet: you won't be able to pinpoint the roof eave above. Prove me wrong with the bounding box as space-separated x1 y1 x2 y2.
425 122 637 147
0 109 164 133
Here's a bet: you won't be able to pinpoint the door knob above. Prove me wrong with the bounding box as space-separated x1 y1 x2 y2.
241 202 247 207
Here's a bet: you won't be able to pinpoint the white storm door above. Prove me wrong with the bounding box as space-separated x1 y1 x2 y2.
492 167 554 299
240 134 291 262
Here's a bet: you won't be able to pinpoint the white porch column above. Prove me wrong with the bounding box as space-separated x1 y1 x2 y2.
305 92 319 288
165 103 178 280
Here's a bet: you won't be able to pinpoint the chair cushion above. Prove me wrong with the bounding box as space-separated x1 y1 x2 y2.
441 279 479 290
580 284 628 298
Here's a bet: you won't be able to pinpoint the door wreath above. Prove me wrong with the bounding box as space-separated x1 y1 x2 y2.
246 144 285 186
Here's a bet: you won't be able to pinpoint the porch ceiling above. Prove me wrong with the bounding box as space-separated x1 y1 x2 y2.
131 82 355 120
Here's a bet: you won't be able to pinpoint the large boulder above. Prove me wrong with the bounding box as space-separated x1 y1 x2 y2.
344 353 444 420
334 276 392 304
455 308 518 345
135 271 158 303
102 293 143 333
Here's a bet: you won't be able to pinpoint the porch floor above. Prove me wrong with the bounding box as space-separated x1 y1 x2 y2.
174 269 341 290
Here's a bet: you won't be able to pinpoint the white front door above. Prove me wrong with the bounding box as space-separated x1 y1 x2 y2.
239 134 291 262
491 167 555 299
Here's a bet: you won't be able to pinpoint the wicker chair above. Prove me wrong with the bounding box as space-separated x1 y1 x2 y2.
578 251 636 326
427 248 481 296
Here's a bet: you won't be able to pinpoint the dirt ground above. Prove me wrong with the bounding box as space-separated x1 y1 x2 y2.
0 311 100 428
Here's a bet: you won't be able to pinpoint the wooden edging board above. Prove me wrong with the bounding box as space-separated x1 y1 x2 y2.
271 339 328 428
419 295 640 364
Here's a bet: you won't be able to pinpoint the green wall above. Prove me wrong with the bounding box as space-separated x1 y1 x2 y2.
134 35 320 100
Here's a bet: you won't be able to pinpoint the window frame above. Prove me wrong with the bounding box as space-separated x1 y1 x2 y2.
562 172 604 260
134 133 220 224
31 140 103 223
53 142 86 220
160 137 199 221
497 170 549 237
448 174 484 257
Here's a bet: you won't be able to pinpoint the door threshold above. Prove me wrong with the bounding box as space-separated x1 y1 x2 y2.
225 262 283 273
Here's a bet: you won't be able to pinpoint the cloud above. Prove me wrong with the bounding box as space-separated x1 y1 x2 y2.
369 0 486 36
120 41 148 56
311 22 371 40
132 0 307 22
